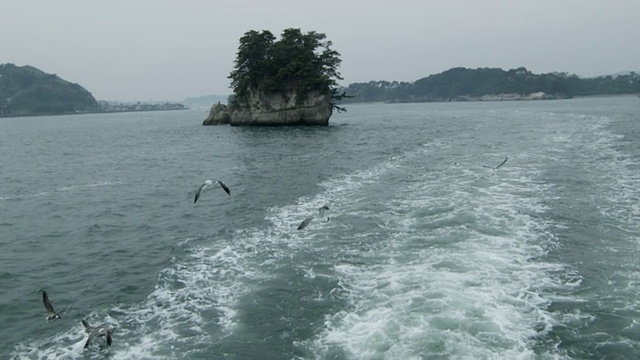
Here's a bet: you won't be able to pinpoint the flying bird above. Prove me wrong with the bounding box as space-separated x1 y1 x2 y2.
82 319 114 349
42 291 63 320
482 157 508 170
194 179 230 203
297 205 330 230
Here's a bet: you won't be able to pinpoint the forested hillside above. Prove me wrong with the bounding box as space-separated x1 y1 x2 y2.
340 67 640 103
0 63 99 117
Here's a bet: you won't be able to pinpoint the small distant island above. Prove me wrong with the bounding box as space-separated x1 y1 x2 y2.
337 67 640 104
0 63 186 118
203 28 347 126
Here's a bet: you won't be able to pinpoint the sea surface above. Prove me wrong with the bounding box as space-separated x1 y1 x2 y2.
1 97 639 359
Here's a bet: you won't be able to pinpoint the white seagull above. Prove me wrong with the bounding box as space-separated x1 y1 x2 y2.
194 179 231 203
482 157 508 170
43 291 63 320
82 319 114 349
297 205 330 230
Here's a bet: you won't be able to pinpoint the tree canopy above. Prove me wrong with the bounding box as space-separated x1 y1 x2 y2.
228 28 344 107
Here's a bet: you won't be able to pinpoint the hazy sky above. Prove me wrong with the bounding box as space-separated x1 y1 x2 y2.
2 0 639 101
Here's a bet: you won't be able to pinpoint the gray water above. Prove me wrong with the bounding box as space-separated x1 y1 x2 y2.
1 97 639 359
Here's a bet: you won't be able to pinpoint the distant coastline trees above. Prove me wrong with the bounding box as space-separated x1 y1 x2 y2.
228 28 346 109
338 67 640 104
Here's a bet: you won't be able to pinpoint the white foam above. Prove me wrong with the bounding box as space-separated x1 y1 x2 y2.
55 180 124 192
10 323 96 359
11 149 425 358
565 116 640 322
8 142 579 358
300 152 570 358
127 149 435 356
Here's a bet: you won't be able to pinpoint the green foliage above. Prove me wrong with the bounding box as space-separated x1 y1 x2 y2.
339 67 640 104
228 30 276 101
228 28 343 106
0 63 99 116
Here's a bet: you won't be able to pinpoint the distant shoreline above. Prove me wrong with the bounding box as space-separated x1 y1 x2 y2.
0 107 190 119
571 93 640 99
342 93 640 105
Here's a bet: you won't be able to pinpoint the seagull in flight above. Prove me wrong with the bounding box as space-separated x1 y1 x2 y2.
42 291 63 320
482 157 508 170
82 319 114 349
194 179 231 203
297 205 330 230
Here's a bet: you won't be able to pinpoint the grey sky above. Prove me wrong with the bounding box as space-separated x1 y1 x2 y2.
2 0 638 101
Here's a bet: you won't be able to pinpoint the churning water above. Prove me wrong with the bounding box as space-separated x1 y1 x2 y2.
2 97 639 359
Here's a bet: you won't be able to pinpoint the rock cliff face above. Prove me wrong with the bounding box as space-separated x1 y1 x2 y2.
203 89 333 126
203 102 231 125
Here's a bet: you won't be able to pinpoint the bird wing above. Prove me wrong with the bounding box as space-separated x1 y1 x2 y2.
84 334 94 349
194 182 209 203
481 165 494 169
105 329 113 346
297 216 315 230
495 157 508 169
43 291 55 315
217 180 231 195
82 319 94 332
318 206 329 218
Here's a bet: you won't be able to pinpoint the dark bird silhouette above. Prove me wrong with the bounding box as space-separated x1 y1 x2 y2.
82 319 114 348
42 291 63 320
194 179 230 203
482 157 508 170
297 205 330 230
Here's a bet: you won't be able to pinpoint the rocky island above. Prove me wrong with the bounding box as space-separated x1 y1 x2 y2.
204 28 346 126
203 90 333 126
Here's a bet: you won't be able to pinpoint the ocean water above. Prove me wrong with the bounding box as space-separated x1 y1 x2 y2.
1 97 639 359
